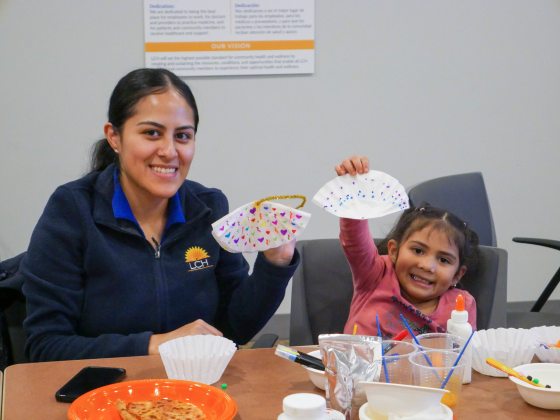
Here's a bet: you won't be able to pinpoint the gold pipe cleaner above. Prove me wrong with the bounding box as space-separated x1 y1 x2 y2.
254 195 307 209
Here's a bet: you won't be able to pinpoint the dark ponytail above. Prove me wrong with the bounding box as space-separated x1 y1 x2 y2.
89 68 199 173
90 139 118 173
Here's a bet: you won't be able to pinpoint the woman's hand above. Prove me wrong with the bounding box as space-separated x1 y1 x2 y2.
335 155 369 176
148 319 223 355
263 239 296 267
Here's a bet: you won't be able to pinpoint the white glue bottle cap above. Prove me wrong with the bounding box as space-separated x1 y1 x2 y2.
277 393 346 420
278 393 327 420
450 294 468 323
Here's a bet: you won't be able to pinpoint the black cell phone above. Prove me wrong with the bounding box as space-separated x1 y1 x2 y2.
54 366 126 403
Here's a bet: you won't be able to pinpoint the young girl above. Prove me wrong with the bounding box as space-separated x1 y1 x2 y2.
336 156 479 337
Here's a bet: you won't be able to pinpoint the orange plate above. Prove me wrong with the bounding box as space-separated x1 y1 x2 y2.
67 379 237 420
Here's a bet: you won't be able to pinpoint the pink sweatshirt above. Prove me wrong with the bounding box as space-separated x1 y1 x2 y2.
341 218 476 338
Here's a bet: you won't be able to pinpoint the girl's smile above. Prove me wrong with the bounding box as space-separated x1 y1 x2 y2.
409 273 435 287
388 225 466 313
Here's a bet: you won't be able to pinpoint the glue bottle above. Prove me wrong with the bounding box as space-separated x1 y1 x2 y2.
277 393 345 420
446 294 472 384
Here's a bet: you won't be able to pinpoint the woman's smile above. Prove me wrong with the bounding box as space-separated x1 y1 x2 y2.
150 165 177 175
106 89 196 207
150 165 179 176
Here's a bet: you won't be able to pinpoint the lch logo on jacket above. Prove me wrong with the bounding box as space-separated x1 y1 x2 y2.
185 246 213 271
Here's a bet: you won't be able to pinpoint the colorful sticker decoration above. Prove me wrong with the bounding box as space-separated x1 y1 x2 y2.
211 195 311 253
313 170 409 219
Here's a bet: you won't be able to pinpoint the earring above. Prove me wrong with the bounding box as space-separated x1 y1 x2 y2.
114 149 118 153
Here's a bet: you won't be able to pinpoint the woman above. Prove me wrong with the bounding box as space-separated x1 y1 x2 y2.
22 68 299 361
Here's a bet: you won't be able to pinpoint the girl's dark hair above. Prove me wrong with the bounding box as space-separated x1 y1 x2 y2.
90 68 199 172
378 204 480 284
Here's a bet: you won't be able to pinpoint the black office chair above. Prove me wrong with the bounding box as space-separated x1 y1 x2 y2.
2 299 26 366
408 172 559 328
507 238 560 328
408 172 496 247
289 239 508 345
289 239 353 345
0 252 28 369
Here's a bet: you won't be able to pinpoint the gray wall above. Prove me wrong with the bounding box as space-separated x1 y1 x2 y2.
1 1 560 316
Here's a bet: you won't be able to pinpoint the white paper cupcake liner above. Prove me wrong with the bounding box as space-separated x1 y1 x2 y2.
211 200 311 253
313 170 409 219
531 326 560 363
471 328 537 377
159 335 236 384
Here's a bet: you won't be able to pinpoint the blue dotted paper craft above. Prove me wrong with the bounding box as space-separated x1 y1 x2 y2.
312 170 409 219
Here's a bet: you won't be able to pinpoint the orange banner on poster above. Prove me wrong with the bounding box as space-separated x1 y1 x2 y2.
145 40 314 53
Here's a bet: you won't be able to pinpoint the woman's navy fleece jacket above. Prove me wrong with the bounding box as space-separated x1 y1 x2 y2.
22 164 299 361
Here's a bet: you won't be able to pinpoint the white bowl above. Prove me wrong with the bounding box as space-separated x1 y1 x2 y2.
531 326 560 363
303 350 326 390
509 363 560 410
358 381 448 417
471 328 537 377
358 402 453 420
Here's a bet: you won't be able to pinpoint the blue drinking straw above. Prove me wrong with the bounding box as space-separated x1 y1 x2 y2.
376 314 390 383
399 313 442 382
399 314 432 364
399 314 420 346
440 330 475 389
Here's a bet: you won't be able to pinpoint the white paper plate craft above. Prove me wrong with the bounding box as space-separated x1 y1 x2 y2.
211 195 311 253
313 170 409 219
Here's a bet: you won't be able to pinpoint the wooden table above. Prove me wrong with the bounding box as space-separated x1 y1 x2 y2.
1 348 558 419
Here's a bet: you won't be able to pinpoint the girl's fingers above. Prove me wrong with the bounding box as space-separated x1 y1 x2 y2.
350 156 369 174
342 160 357 175
336 156 370 176
335 164 346 176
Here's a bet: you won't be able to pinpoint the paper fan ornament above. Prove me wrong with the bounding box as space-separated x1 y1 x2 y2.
313 170 409 219
211 195 311 253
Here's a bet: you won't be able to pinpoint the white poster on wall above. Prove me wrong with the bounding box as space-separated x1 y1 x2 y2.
144 0 315 76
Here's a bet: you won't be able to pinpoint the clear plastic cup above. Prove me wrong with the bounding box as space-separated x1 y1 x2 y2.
416 333 464 353
379 340 418 384
409 350 465 408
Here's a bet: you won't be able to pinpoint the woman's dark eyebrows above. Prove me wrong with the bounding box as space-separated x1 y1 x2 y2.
176 125 195 131
136 121 194 130
137 120 164 128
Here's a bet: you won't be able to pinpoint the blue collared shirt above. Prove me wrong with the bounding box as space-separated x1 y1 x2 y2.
111 168 185 237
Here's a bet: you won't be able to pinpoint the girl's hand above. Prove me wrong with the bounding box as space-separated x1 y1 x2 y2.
335 155 370 176
263 239 296 267
148 319 223 354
